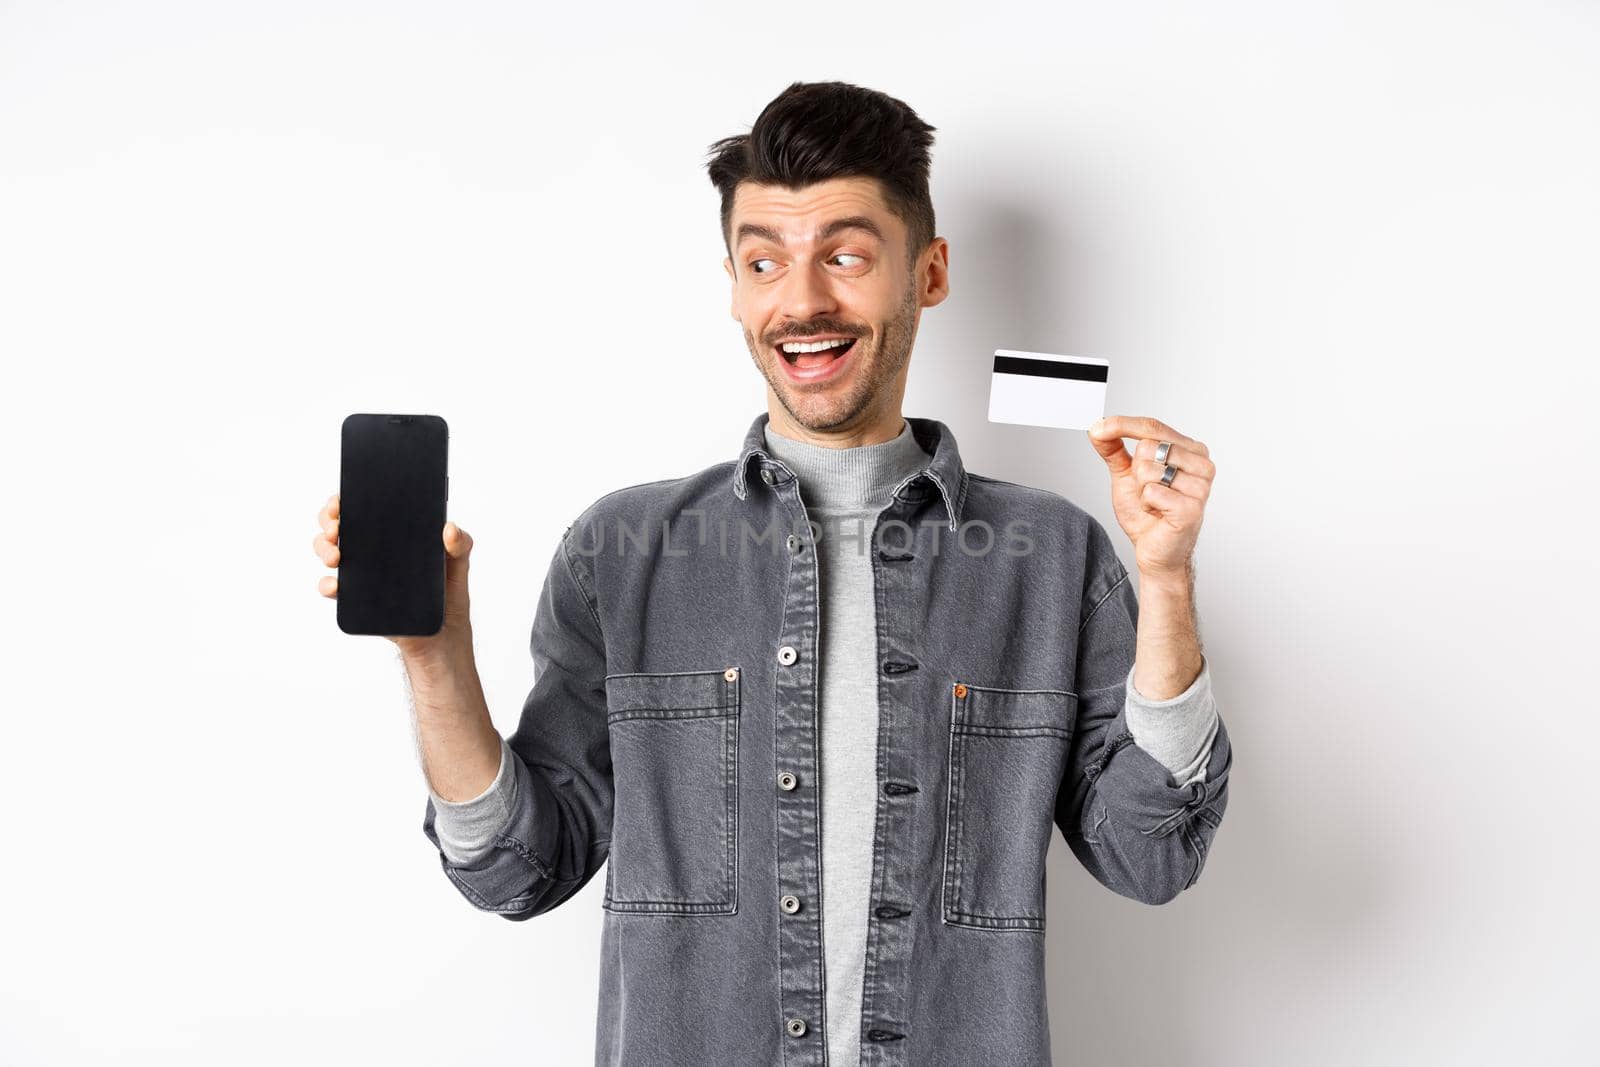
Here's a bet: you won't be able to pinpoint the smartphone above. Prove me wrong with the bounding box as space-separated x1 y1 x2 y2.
337 413 450 637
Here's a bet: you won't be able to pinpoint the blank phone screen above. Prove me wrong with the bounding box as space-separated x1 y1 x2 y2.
337 413 449 637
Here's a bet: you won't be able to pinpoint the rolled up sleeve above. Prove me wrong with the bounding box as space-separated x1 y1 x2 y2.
1124 654 1221 788
426 734 518 867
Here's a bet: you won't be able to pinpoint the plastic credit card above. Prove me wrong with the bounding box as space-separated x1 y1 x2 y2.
987 349 1109 431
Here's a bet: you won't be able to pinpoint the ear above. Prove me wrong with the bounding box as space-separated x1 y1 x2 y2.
918 237 951 308
724 256 740 321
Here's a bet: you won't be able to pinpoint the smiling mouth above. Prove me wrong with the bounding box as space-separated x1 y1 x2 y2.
777 338 858 367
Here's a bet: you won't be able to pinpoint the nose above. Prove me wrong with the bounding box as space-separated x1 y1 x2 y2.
777 255 838 323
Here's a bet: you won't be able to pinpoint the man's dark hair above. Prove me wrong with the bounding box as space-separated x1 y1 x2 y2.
705 81 938 274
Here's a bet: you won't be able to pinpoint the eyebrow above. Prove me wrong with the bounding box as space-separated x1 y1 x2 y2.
735 214 887 249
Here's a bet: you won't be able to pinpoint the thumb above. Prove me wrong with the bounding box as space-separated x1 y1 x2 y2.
1086 418 1133 474
441 522 473 623
444 521 473 563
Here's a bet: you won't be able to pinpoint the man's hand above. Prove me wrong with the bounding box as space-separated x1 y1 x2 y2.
1086 415 1215 582
312 491 478 664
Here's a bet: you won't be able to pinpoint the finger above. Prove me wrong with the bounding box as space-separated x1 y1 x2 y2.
1132 459 1210 500
319 493 340 531
313 533 340 567
1086 421 1134 474
444 521 473 560
1140 480 1205 523
318 574 338 598
1091 416 1204 453
1130 440 1215 481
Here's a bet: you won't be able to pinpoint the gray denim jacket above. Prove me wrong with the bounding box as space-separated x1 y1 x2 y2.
421 411 1234 1066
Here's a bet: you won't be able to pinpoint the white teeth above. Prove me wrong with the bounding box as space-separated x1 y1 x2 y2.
780 338 853 354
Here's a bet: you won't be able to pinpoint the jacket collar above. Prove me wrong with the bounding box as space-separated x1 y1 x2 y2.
732 410 969 532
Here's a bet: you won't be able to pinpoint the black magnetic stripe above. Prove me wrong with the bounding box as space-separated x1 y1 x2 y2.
992 355 1108 383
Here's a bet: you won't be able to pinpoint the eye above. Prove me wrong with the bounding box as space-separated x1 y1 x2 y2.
748 253 866 275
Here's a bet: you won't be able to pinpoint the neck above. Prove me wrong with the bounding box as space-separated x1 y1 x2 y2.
764 402 907 450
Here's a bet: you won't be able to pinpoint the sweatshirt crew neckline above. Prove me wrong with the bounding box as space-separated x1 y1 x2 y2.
761 417 931 510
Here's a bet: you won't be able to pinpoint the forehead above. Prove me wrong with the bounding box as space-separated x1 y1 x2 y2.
730 176 902 245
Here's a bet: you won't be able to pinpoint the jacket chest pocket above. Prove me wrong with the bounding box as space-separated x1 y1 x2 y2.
602 667 741 915
943 681 1076 931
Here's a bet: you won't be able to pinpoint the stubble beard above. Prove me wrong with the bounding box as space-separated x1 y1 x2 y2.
747 277 919 434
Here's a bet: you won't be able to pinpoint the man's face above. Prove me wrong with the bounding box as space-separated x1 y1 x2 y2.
723 176 948 433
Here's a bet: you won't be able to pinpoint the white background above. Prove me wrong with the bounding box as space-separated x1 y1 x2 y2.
3 1 1596 1063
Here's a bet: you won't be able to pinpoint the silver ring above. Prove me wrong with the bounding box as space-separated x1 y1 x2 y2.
1154 441 1172 465
1160 464 1178 487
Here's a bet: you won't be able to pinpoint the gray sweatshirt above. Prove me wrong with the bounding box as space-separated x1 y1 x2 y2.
422 417 1219 1064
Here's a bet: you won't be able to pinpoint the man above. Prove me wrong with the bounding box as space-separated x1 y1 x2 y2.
312 80 1230 1066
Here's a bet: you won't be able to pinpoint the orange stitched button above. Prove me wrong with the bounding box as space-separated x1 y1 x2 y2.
953 683 967 698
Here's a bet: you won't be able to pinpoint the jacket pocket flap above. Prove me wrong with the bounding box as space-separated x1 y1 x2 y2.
952 683 1076 737
605 668 740 723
